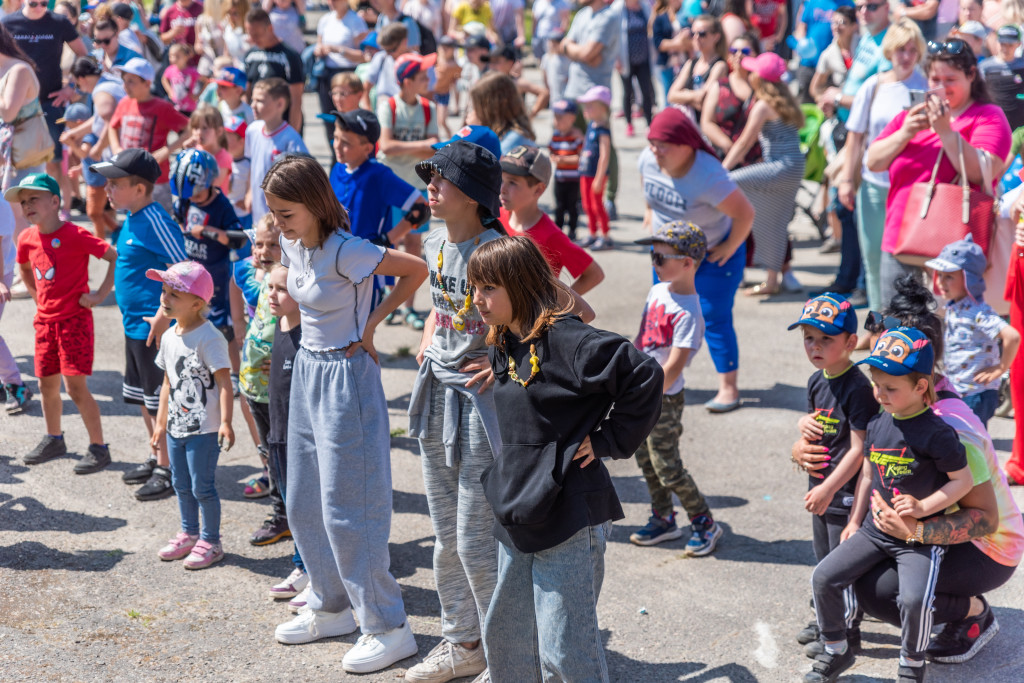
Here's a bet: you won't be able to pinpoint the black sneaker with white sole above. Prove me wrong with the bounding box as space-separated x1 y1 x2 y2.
925 597 999 664
24 434 67 465
123 457 156 484
804 646 855 683
797 621 820 645
74 444 112 474
135 466 174 501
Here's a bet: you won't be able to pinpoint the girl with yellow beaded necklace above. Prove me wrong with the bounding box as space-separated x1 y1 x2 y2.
466 236 664 680
405 138 507 681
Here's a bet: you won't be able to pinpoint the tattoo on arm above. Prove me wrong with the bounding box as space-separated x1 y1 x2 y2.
922 508 997 545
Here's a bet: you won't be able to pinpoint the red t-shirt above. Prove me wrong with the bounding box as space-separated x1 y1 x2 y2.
16 222 110 322
110 97 190 182
750 0 784 39
160 1 204 47
499 209 594 279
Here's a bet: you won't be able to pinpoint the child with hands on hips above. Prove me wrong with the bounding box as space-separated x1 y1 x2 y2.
466 235 663 681
788 293 879 652
806 327 973 683
150 261 235 571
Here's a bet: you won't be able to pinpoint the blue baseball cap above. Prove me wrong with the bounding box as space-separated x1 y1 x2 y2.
432 125 501 160
214 66 247 90
551 99 578 115
857 327 935 376
360 31 379 50
788 293 857 336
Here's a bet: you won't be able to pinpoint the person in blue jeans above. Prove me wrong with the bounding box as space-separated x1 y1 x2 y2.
468 236 663 682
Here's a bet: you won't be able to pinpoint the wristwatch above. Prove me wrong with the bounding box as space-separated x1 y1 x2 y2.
906 521 924 545
833 93 842 110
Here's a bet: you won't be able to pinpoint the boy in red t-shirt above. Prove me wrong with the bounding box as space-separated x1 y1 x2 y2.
109 58 190 213
11 174 118 474
498 145 605 295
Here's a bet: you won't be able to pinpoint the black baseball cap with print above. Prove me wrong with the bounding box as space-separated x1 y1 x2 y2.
319 109 381 144
500 145 552 185
92 148 161 184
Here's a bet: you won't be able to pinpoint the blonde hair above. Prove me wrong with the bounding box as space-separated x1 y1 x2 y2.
201 0 227 24
470 72 535 142
254 213 280 237
169 42 195 60
1003 0 1024 26
752 75 804 129
190 104 229 150
228 0 250 27
330 71 363 92
882 18 926 61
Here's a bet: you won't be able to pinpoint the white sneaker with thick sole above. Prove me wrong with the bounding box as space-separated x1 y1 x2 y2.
405 639 486 682
275 607 357 645
342 621 418 673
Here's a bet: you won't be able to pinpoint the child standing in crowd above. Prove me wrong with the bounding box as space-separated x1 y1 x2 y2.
186 105 234 194
93 149 189 501
246 78 309 228
808 328 973 683
548 99 583 242
215 67 254 124
498 145 604 295
150 261 234 570
403 141 505 683
109 58 191 213
467 235 663 681
433 36 463 138
377 53 439 329
11 174 117 474
162 43 202 115
329 72 365 116
0 196 31 414
224 116 252 232
788 293 878 652
577 86 613 251
925 237 1021 428
264 155 425 674
263 261 309 603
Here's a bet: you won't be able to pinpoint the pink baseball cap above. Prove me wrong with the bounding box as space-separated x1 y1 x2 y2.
741 52 788 83
577 85 611 107
146 261 215 303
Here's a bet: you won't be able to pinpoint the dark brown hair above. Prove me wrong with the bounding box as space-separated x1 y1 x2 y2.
924 41 990 104
0 24 36 70
261 154 351 247
467 236 574 346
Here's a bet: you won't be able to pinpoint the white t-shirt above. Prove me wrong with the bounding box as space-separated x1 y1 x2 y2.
364 50 399 100
318 9 369 70
846 70 928 187
219 99 254 124
156 321 232 439
245 120 309 226
541 51 569 105
634 283 704 396
279 230 386 352
376 94 438 188
533 0 569 40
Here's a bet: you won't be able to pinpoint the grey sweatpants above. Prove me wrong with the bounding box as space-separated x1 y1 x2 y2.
812 527 944 658
286 348 407 634
419 377 499 644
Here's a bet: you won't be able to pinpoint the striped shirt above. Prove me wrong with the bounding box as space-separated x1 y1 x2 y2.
550 132 583 182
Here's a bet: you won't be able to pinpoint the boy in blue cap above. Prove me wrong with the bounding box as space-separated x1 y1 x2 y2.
788 293 878 653
925 236 1021 427
806 327 973 683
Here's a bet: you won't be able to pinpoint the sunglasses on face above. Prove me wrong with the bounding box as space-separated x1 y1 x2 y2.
27 1 45 7
94 37 114 45
693 30 709 38
864 311 902 334
857 2 885 11
928 38 967 55
650 251 690 267
729 46 752 55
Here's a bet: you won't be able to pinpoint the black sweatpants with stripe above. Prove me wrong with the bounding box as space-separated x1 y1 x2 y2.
812 525 944 658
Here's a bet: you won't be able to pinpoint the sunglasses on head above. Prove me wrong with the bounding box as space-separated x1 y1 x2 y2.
864 311 902 334
650 251 690 267
928 39 967 55
857 2 884 11
729 46 752 55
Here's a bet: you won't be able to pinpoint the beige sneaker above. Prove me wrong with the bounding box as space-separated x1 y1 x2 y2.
404 639 486 682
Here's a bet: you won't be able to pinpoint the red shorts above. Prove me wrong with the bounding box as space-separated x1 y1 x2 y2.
33 309 94 377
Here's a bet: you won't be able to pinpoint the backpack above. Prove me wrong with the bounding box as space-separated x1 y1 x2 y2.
387 95 432 130
399 13 437 55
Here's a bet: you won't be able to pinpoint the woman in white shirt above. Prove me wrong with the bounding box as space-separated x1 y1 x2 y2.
315 0 369 146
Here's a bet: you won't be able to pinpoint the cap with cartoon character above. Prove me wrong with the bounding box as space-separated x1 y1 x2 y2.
856 327 934 376
787 293 858 336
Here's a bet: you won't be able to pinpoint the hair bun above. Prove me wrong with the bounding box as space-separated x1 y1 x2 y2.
886 274 936 317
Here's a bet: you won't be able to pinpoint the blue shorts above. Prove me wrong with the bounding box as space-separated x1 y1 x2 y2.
434 92 451 107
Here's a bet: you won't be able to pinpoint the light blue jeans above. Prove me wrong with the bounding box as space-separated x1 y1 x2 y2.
483 522 612 683
856 181 888 311
286 347 407 634
167 432 221 543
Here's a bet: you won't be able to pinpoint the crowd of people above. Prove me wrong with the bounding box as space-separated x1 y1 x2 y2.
1 0 1023 680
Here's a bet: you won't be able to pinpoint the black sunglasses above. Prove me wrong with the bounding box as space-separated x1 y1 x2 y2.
928 39 967 55
693 31 709 38
94 38 113 45
864 311 902 334
857 2 885 11
27 1 45 6
729 46 752 55
650 252 690 267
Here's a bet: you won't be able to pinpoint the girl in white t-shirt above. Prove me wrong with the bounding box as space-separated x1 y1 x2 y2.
263 154 428 674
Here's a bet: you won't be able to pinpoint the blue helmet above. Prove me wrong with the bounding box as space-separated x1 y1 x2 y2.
170 148 219 201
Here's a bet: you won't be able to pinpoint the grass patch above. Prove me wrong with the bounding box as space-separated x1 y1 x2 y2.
395 346 412 358
126 609 141 619
390 427 407 438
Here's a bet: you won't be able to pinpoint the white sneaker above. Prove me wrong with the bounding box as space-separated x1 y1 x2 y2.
288 583 311 613
471 670 490 682
341 621 418 673
405 639 486 682
269 568 308 600
275 607 357 645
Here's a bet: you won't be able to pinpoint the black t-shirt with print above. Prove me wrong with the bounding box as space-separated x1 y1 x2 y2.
806 365 879 515
2 11 79 99
863 408 967 532
244 42 304 86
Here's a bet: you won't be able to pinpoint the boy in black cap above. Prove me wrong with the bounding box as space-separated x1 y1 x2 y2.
403 140 503 683
94 148 189 501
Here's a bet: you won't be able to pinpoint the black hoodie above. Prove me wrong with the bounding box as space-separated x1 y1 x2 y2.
482 316 664 553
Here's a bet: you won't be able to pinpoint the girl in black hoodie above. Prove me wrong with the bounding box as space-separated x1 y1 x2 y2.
468 236 663 682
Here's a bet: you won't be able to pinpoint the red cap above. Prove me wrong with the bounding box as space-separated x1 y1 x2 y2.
647 107 717 157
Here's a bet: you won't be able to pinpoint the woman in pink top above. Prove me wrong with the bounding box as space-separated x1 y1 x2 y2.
866 38 1010 307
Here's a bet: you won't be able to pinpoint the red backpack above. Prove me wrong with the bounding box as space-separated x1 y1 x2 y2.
387 95 432 130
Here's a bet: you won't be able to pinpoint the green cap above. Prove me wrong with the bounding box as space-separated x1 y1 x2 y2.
3 173 61 202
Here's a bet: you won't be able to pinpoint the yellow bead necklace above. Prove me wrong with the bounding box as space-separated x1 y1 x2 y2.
436 240 474 331
508 343 541 387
